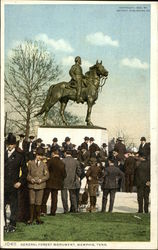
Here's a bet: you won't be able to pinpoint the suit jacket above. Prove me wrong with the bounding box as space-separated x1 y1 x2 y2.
46 156 67 190
62 156 82 189
4 149 27 192
27 160 49 189
138 143 150 159
102 165 125 190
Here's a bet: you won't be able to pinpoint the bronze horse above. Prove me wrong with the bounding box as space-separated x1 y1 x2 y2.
35 61 108 126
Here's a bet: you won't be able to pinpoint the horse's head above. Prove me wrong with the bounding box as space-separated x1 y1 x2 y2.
95 60 108 78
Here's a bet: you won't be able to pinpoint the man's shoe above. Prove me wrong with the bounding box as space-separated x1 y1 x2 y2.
41 213 46 217
27 220 33 225
8 225 16 233
4 225 9 233
48 213 56 216
36 220 44 225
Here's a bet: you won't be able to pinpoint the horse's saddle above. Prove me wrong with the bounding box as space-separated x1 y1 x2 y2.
65 79 88 90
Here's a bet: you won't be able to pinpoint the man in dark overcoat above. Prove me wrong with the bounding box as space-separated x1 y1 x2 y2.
101 157 125 212
135 156 150 213
80 136 90 151
114 137 127 162
4 134 27 232
61 150 82 213
138 137 150 160
41 150 67 216
62 137 73 152
89 137 100 158
124 152 136 192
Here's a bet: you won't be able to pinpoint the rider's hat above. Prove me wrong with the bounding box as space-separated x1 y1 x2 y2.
75 56 81 63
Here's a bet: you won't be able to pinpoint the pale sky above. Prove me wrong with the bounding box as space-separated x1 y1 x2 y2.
4 3 151 146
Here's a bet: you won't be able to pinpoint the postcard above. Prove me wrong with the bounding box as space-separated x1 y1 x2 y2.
1 1 158 249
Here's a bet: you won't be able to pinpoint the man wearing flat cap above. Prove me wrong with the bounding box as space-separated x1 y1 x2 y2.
86 157 102 212
27 147 49 225
138 137 150 160
4 134 27 232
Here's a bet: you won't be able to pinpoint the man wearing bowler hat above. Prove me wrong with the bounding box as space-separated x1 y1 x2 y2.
138 137 150 160
80 137 90 151
62 137 73 152
51 137 61 156
4 134 27 232
89 137 100 158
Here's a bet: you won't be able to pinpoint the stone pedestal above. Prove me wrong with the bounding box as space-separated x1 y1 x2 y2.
37 126 108 148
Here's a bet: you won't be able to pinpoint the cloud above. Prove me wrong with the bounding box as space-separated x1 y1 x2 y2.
121 57 149 69
61 56 92 72
35 33 74 53
86 32 119 47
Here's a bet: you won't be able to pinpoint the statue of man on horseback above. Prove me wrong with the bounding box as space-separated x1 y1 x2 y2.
35 58 108 126
69 56 84 103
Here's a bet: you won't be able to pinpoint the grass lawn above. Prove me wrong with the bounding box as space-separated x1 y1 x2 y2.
4 212 150 242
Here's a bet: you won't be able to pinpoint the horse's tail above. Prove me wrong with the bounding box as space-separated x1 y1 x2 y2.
34 85 55 117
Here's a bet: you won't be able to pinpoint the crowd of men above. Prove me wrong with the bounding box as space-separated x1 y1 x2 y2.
4 133 150 233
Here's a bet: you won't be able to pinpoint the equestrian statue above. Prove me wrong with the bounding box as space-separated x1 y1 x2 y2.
35 56 108 126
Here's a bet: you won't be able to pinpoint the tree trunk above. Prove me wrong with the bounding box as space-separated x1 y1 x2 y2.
25 110 30 141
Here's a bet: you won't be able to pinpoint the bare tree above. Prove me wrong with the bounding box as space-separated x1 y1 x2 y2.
5 40 60 139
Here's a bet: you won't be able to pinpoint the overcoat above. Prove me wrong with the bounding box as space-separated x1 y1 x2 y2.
46 156 67 190
114 142 126 160
62 156 82 189
124 156 136 175
4 149 27 192
138 143 150 159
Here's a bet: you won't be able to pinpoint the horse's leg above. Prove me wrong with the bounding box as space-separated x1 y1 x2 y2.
43 101 58 125
43 110 49 125
85 101 94 126
60 101 68 125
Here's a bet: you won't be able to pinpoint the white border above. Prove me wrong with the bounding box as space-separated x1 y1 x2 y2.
1 1 158 249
